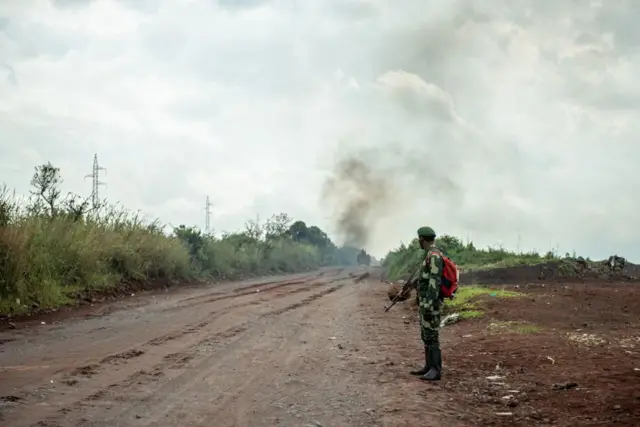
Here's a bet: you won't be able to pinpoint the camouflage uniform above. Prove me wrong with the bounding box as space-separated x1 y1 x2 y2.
409 226 443 381
417 249 443 350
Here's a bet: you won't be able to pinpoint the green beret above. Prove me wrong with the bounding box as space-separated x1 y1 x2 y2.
417 226 436 238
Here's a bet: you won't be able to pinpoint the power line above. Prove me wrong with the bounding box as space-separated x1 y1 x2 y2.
84 153 106 209
205 196 213 232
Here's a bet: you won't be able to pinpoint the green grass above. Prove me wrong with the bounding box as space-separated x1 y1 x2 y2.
488 321 543 334
440 286 543 332
442 285 524 320
446 285 522 311
459 310 484 320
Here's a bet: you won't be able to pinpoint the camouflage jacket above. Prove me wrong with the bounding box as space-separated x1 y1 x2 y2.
416 247 443 300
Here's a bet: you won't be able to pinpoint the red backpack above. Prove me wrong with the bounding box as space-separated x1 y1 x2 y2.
428 249 459 299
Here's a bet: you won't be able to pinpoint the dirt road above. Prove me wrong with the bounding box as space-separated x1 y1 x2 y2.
0 267 453 427
4 266 637 426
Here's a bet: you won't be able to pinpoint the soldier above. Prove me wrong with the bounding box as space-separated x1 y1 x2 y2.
410 226 443 381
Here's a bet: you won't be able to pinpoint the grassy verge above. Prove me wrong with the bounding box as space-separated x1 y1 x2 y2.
0 164 363 316
439 285 544 334
0 213 332 315
443 285 523 319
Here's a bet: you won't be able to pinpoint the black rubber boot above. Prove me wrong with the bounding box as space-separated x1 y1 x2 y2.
410 346 429 376
421 347 442 381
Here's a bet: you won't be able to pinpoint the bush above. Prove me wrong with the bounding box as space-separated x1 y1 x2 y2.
383 235 557 281
0 163 362 315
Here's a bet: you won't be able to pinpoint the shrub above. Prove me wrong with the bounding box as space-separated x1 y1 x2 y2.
383 235 557 281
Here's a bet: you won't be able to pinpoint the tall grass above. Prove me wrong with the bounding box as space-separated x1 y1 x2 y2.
0 170 354 315
0 199 191 313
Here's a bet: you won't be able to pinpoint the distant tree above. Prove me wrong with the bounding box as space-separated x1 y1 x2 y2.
305 225 333 248
436 235 465 254
174 225 205 257
62 193 92 222
29 162 62 217
286 220 309 242
27 162 93 221
264 212 293 240
357 249 371 266
243 215 263 240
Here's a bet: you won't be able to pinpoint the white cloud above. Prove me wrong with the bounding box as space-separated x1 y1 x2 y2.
0 0 638 260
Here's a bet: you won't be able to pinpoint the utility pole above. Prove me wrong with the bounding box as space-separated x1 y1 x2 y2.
205 196 212 232
84 153 106 209
517 235 521 253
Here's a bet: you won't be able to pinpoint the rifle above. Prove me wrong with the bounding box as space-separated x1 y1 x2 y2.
384 268 419 312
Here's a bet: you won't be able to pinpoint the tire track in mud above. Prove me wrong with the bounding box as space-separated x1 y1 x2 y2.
174 279 291 305
0 275 343 381
53 307 241 385
171 276 317 310
172 268 343 309
265 284 345 317
173 270 330 306
62 276 345 379
17 276 354 427
228 285 368 427
204 284 353 426
29 283 348 426
95 282 352 427
142 276 345 349
4 302 256 426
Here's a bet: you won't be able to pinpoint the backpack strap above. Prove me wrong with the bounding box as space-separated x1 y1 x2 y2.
427 248 444 259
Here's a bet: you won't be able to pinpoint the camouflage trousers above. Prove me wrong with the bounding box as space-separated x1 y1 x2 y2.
418 296 441 349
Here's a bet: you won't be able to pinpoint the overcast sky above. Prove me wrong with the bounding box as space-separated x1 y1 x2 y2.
1 0 638 260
